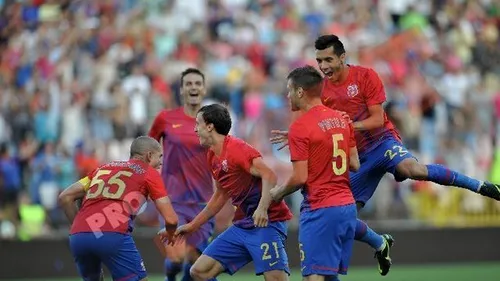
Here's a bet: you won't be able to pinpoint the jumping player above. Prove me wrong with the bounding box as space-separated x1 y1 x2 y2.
59 136 179 281
149 68 218 281
175 104 293 281
271 34 500 276
271 65 359 281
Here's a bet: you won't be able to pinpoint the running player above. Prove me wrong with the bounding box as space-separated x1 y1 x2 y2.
149 68 218 281
59 136 179 281
176 104 293 281
271 65 359 281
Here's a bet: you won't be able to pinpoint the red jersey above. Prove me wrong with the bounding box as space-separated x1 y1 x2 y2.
149 108 213 204
322 65 401 154
207 136 293 229
288 105 355 211
70 160 167 235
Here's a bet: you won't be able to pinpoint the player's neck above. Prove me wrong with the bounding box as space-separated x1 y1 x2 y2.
302 98 323 112
329 65 349 85
209 134 226 156
183 104 201 118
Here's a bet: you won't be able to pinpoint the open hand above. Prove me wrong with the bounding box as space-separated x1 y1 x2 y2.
252 207 269 227
270 130 289 151
175 223 196 237
338 111 352 123
157 227 176 246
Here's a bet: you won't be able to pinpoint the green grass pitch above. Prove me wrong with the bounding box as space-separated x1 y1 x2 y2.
8 263 500 281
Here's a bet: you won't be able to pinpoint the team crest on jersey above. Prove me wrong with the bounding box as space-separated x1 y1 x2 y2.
347 84 359 98
221 159 229 172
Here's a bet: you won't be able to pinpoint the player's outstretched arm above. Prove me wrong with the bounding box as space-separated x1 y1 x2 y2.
178 184 229 235
271 160 307 202
249 157 278 227
154 196 179 229
58 177 89 223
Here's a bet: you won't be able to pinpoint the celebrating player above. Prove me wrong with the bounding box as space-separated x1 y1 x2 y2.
175 104 293 281
58 136 179 281
271 65 359 281
149 68 220 281
271 34 500 276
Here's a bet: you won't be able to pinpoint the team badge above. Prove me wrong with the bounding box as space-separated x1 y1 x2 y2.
347 84 359 98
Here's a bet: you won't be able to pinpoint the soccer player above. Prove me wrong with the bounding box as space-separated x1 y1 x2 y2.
271 34 500 276
175 104 293 281
58 136 179 281
149 68 217 281
271 65 359 281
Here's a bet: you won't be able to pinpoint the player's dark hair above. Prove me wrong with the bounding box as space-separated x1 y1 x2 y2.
180 68 205 86
287 65 323 97
198 104 232 136
130 136 161 158
314 35 345 57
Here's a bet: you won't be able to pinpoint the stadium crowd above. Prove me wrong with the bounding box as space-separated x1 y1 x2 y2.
0 0 499 239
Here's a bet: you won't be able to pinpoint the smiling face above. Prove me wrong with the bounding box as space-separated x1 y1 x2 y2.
315 46 346 82
181 73 206 106
194 112 213 147
146 148 163 170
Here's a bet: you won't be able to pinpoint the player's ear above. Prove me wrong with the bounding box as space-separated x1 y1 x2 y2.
146 151 153 163
297 87 304 98
339 53 346 64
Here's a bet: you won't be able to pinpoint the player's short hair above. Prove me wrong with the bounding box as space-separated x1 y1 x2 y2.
287 65 323 97
130 136 161 158
180 68 205 86
198 104 232 136
314 35 345 57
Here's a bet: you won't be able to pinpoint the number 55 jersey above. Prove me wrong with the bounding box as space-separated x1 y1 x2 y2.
70 160 167 234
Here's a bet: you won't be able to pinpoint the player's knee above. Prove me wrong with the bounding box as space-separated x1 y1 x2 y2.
263 270 288 281
396 159 426 180
189 264 207 281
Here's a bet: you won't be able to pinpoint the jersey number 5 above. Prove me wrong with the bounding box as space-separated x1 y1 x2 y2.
332 134 347 176
86 170 133 200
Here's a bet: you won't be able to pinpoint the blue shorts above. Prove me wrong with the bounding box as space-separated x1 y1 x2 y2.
69 232 146 281
350 137 415 205
299 204 357 277
160 203 214 253
203 222 290 276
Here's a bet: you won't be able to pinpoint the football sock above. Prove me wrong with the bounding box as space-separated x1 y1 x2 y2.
165 259 182 281
181 262 193 281
355 219 385 251
426 164 481 192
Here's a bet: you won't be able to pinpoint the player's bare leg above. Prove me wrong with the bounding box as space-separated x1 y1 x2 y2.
189 255 224 281
303 274 338 281
263 270 289 281
395 158 500 200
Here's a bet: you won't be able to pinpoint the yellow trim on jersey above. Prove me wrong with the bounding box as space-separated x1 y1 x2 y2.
78 177 91 191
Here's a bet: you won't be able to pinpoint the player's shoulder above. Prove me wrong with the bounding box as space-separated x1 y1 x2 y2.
226 136 259 154
155 107 183 119
350 64 379 79
226 135 249 149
